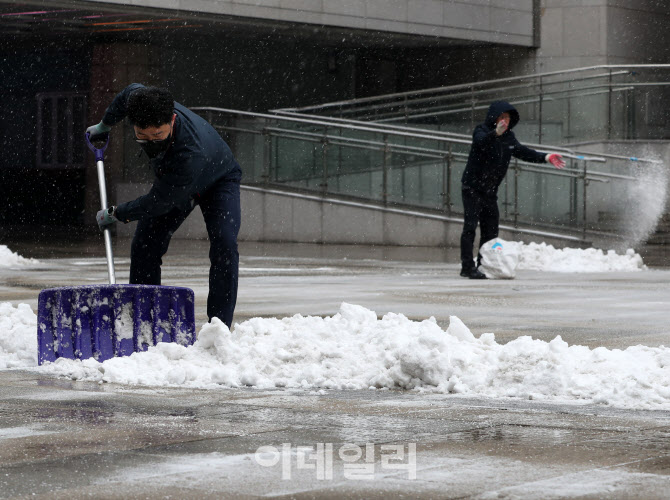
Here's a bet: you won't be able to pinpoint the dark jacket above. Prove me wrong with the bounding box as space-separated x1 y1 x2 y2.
461 101 546 197
103 83 241 222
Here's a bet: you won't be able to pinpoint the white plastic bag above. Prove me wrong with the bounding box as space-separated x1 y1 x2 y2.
479 238 520 279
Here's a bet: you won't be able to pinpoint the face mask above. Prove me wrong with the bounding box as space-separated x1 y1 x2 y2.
139 133 172 159
135 117 175 159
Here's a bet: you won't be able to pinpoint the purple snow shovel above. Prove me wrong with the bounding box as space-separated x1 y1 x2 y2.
36 133 196 365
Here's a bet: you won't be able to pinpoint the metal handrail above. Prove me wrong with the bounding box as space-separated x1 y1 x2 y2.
282 72 632 118
200 106 609 169
276 65 670 113
269 110 627 163
195 106 656 240
232 126 587 188
372 87 633 124
192 106 471 146
216 120 630 182
273 64 670 150
373 83 667 123
199 106 657 165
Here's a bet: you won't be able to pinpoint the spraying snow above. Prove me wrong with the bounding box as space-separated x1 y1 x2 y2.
0 245 38 268
618 148 669 248
2 302 669 410
585 146 669 249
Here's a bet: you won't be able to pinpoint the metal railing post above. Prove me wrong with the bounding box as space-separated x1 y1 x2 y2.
582 160 589 239
607 69 613 140
514 159 520 228
566 81 572 142
569 158 577 224
262 127 271 187
538 76 543 143
502 171 510 219
321 127 329 195
444 144 453 214
382 134 390 205
627 87 635 140
403 94 409 124
470 87 476 130
337 128 343 191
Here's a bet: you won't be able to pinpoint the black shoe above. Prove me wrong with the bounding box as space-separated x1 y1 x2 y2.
469 268 487 279
461 267 487 279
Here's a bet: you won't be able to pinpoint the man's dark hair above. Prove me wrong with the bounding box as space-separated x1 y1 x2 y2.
127 87 174 128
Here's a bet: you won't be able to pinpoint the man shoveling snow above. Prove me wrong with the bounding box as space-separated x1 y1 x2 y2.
86 84 242 328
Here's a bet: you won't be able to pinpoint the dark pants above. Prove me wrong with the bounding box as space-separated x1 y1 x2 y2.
460 187 499 270
129 172 241 328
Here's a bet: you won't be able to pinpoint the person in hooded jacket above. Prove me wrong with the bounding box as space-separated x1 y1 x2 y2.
86 83 242 327
460 100 565 279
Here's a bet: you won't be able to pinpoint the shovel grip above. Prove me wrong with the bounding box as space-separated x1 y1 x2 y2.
85 132 109 162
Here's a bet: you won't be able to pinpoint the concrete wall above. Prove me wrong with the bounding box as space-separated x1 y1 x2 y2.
606 1 670 64
84 0 537 47
536 0 609 71
115 184 587 248
77 1 670 85
537 0 670 72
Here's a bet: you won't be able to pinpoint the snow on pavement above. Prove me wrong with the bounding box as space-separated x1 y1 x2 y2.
0 242 645 272
518 243 645 272
1 301 669 410
0 245 39 268
0 244 660 408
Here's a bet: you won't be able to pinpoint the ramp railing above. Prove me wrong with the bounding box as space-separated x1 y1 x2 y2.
276 65 670 145
193 107 657 240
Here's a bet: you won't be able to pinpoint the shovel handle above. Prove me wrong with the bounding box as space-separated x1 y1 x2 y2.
86 132 116 285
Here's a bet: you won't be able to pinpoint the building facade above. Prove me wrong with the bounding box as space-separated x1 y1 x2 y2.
0 0 668 242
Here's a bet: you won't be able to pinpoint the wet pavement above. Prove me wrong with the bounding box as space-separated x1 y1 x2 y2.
1 239 670 498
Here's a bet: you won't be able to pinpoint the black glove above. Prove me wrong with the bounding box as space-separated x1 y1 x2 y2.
96 206 118 231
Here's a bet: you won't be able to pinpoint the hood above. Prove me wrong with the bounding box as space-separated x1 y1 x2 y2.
484 101 519 130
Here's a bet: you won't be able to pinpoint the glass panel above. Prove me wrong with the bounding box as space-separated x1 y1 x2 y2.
447 156 467 215
512 168 576 227
323 142 384 200
385 152 441 209
274 136 319 184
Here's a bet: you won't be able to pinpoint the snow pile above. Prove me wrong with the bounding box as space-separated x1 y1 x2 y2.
0 245 38 268
0 302 659 409
517 243 645 273
0 303 38 369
